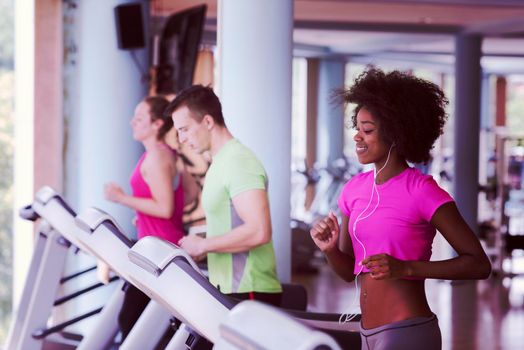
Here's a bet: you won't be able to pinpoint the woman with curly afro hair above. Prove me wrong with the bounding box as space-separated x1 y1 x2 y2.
310 68 491 350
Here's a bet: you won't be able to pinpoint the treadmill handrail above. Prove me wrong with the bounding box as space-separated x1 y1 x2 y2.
35 186 76 216
129 236 237 310
35 186 59 205
216 300 342 350
19 204 40 221
171 258 237 310
128 236 202 276
75 207 126 234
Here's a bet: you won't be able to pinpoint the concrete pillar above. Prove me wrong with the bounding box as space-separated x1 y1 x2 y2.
64 0 148 232
305 58 319 209
317 59 345 166
218 0 293 282
61 0 148 332
453 33 482 235
480 74 491 130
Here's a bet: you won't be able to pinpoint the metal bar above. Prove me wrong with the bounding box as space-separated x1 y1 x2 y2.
54 276 119 306
60 265 97 284
32 307 103 340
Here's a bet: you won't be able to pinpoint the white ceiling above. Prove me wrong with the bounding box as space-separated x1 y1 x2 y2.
151 0 524 74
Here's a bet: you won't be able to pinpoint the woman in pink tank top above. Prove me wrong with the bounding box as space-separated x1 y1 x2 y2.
103 96 188 341
310 69 491 350
104 96 185 244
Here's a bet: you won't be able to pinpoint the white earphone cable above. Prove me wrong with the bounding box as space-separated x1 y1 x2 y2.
339 144 394 323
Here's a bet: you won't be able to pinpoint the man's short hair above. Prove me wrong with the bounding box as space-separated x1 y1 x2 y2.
165 85 225 126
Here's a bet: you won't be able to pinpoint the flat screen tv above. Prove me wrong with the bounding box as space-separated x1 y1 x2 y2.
156 4 207 94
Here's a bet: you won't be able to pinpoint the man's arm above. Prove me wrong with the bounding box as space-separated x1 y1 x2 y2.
179 189 271 256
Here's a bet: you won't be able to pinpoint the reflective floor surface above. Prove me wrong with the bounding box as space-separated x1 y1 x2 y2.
293 255 524 350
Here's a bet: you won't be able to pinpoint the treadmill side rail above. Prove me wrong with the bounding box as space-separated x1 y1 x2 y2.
129 236 203 276
215 300 342 350
75 207 124 233
35 186 59 205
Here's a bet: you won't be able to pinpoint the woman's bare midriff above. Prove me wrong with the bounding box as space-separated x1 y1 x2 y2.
359 273 433 329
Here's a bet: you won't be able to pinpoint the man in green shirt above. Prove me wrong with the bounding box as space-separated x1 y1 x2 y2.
166 85 282 306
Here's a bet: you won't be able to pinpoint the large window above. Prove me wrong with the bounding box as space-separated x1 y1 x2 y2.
507 75 524 134
0 0 14 343
291 58 307 165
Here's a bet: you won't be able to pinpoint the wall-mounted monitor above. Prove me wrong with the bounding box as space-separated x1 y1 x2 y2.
156 5 207 94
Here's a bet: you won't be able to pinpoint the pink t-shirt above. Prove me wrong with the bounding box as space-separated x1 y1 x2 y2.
130 149 185 245
338 167 453 275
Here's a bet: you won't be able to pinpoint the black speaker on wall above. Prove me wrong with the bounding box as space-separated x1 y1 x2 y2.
114 3 145 50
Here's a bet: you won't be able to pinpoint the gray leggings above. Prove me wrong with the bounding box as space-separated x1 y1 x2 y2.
360 314 441 350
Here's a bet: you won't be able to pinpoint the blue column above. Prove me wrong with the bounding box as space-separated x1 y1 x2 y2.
62 0 148 332
65 0 147 233
480 74 491 130
453 33 482 235
218 0 293 282
478 74 491 187
317 58 345 167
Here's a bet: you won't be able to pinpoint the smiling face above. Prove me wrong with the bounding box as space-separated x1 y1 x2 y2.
130 101 162 142
353 107 391 166
171 105 212 154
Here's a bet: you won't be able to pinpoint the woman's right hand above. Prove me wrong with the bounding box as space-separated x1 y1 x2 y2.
310 211 340 252
104 182 125 203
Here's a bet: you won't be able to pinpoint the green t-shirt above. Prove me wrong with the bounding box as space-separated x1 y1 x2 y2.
202 139 282 294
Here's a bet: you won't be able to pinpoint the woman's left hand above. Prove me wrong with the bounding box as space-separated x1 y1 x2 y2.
361 253 410 280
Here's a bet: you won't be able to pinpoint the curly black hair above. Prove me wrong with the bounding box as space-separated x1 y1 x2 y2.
337 68 448 164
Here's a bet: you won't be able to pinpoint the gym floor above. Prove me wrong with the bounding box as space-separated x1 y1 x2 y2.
293 254 524 350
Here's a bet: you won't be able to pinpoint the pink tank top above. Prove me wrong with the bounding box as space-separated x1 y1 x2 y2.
338 168 453 275
130 147 185 244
